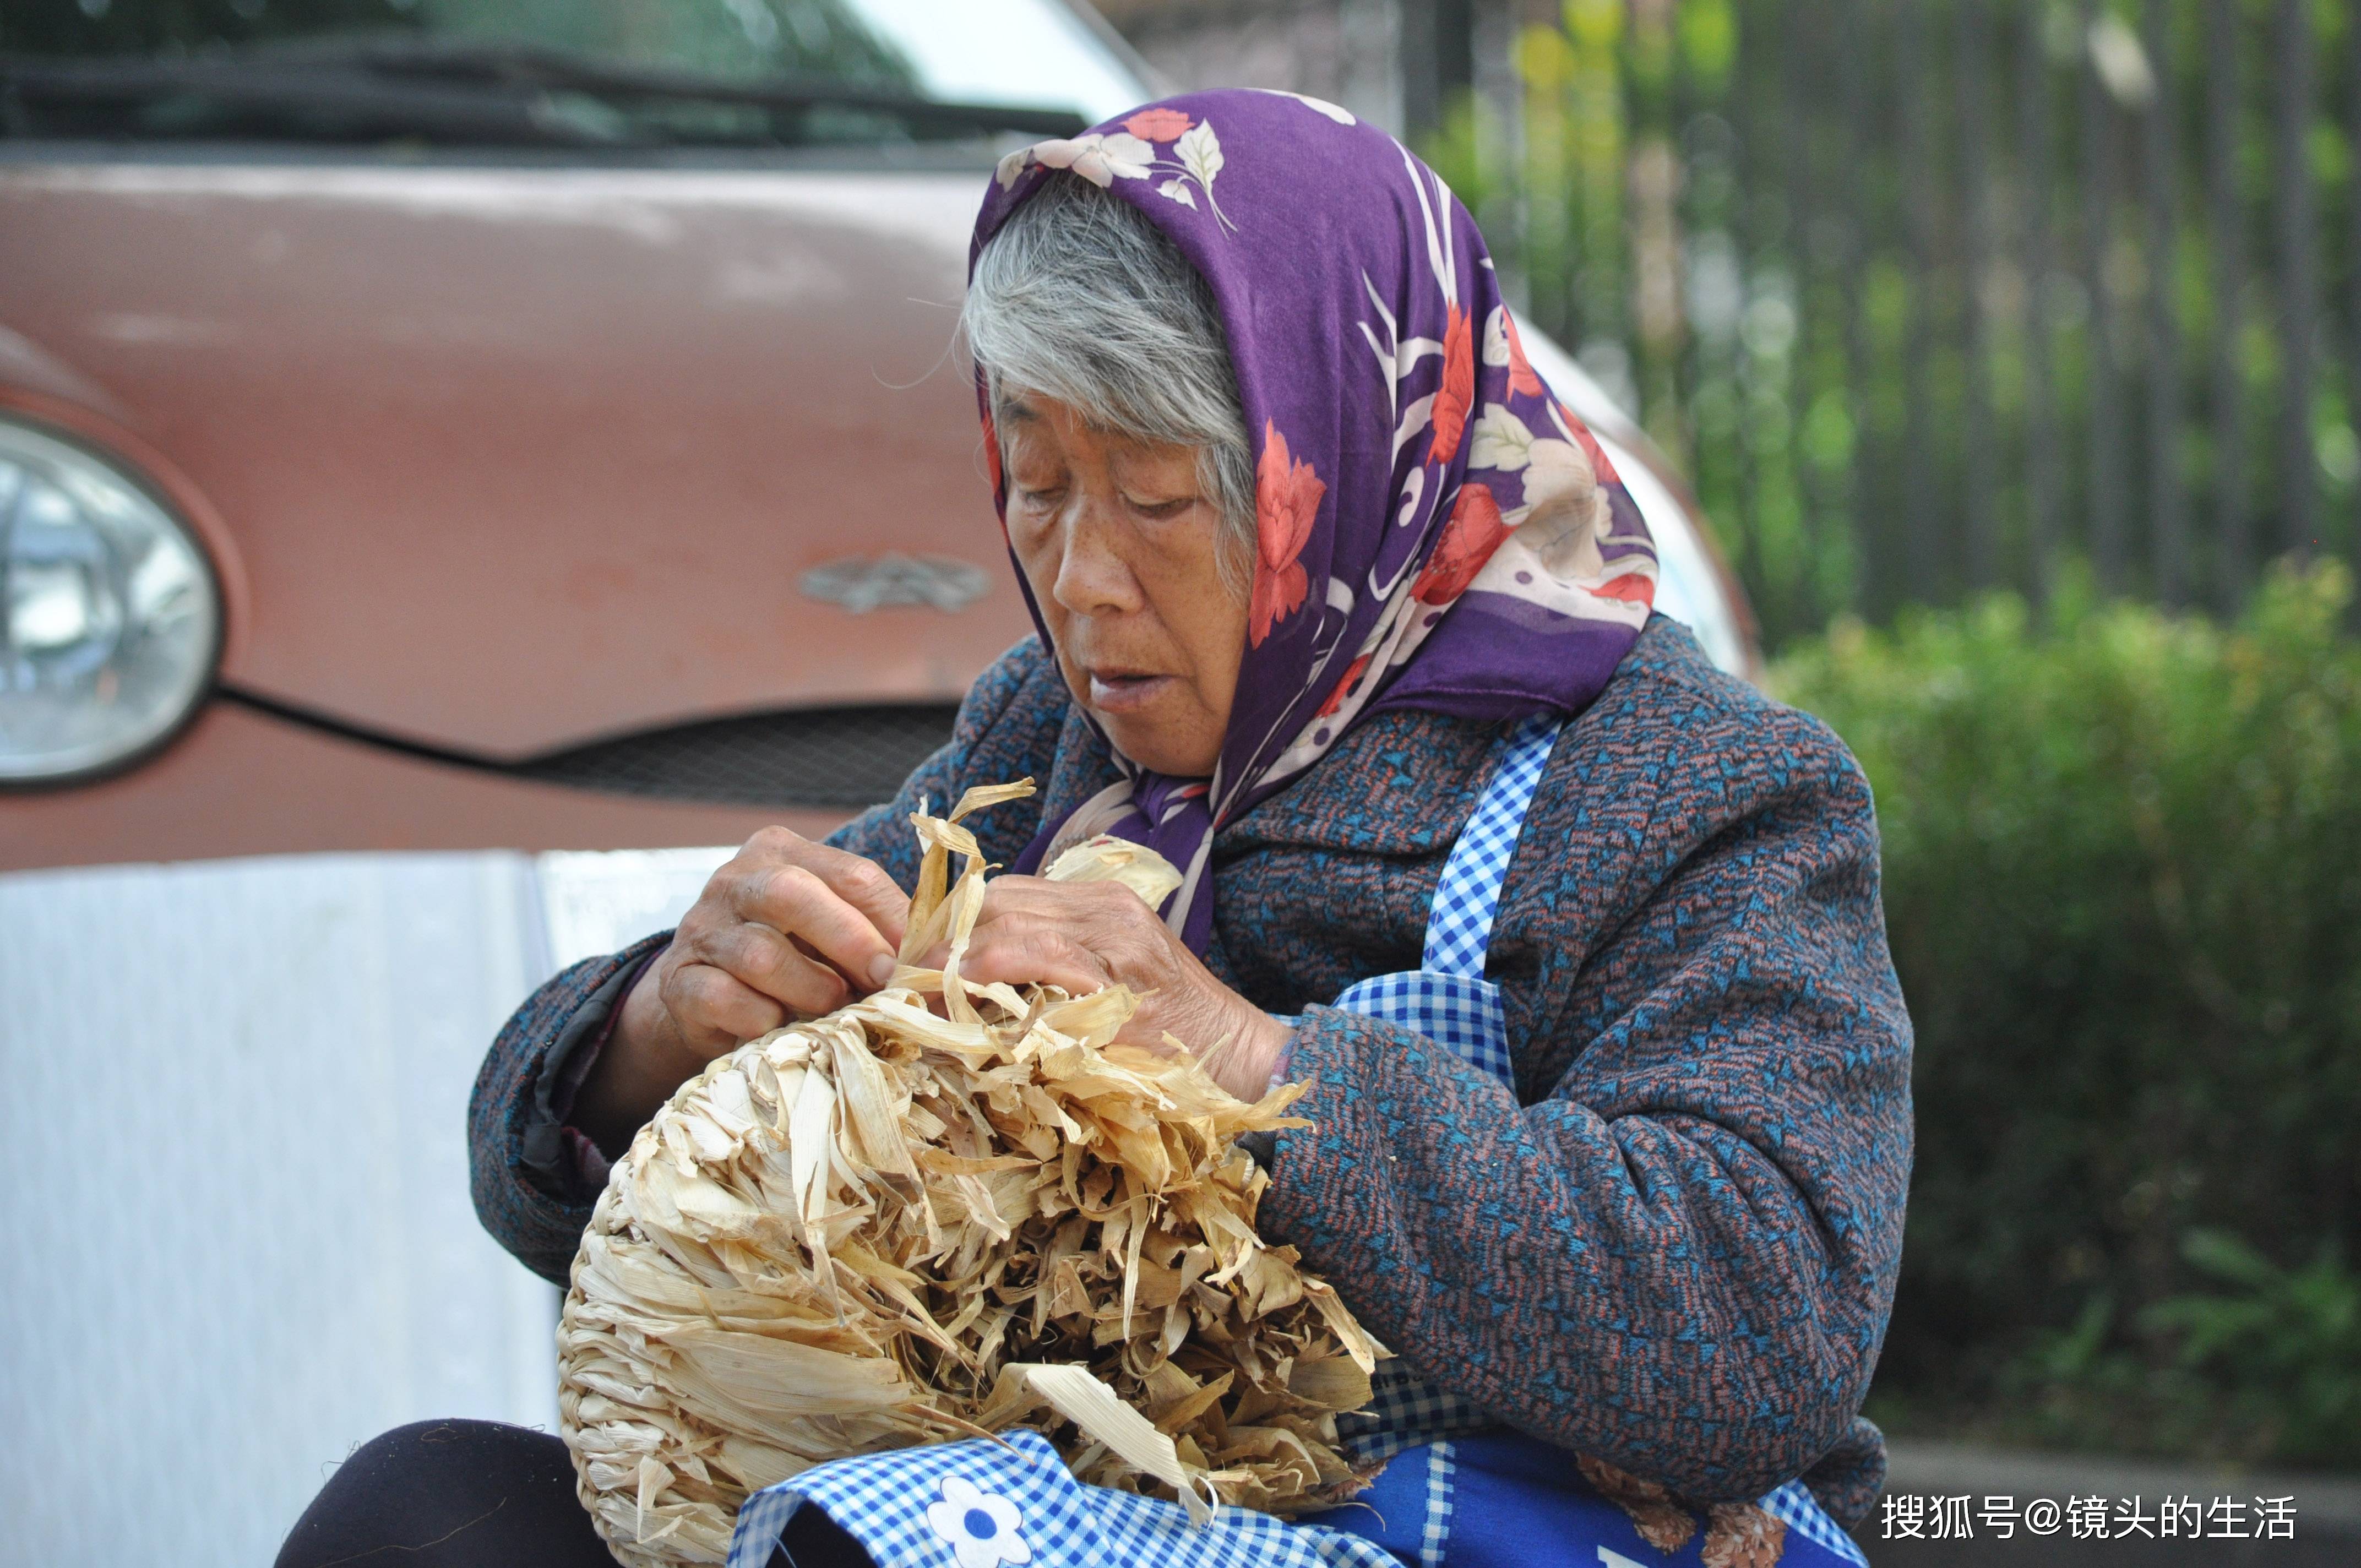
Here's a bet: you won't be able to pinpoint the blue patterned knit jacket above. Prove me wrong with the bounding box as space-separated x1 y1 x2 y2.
467 617 1913 1527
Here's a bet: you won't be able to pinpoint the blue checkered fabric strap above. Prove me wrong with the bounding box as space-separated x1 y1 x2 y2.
1329 712 1559 1088
1761 1478 1870 1565
1421 712 1560 978
1325 970 1511 1084
1335 1359 1493 1466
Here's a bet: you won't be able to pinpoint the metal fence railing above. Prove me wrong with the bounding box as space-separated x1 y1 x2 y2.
1421 0 2361 647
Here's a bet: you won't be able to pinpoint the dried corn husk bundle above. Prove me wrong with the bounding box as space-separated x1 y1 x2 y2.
558 781 1388 1567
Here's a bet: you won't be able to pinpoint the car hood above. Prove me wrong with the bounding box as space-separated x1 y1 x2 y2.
0 159 1031 758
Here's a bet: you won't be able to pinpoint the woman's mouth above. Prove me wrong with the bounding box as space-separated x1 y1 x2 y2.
1087 669 1174 713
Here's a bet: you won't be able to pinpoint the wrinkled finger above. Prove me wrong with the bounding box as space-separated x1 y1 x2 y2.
959 877 1149 946
969 874 1135 914
662 961 787 1055
798 843 912 952
731 862 900 990
942 918 1112 995
700 921 851 1017
991 869 1157 921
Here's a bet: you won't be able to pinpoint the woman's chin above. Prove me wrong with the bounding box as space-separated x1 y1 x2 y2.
1093 705 1218 778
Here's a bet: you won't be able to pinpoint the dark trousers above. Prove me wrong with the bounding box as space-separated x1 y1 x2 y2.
276 1418 873 1568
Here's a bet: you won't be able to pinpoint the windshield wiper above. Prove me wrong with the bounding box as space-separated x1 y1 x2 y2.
0 40 1089 146
1 52 600 146
350 40 1089 139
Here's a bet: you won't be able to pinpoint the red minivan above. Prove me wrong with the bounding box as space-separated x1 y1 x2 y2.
0 0 1756 873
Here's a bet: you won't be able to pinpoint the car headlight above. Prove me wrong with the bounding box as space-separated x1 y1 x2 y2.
0 418 220 783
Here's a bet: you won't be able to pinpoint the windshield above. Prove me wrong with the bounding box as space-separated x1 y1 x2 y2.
1 0 1149 149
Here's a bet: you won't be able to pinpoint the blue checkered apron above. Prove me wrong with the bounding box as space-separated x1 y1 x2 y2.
725 715 1867 1568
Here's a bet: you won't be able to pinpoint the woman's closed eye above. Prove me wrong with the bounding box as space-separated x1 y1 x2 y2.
1125 492 1196 520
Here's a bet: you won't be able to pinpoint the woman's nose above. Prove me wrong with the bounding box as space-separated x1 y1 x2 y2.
1048 499 1142 617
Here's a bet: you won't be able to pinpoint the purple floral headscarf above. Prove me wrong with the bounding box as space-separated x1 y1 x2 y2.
975 90 1658 951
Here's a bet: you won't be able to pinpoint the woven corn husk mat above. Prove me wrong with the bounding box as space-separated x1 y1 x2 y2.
557 782 1388 1567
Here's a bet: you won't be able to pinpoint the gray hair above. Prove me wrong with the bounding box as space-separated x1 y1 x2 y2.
962 173 1254 592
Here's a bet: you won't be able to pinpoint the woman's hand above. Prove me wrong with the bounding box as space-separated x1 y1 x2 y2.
931 875 1292 1102
573 829 910 1153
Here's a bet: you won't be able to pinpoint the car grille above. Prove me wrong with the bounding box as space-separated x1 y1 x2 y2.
516 703 961 809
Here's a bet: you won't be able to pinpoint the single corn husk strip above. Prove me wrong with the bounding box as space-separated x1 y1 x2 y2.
1044 834 1186 910
558 781 1388 1567
996 1362 1219 1525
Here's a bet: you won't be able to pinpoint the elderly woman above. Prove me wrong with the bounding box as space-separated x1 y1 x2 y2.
279 92 1908 1568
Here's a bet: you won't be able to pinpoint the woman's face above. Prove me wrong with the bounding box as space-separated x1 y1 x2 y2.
999 389 1245 777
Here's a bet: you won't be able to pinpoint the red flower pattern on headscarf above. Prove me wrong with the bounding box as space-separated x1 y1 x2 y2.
1426 303 1475 465
1316 654 1371 717
1592 571 1657 606
1123 107 1193 141
1250 420 1324 645
1562 405 1622 484
979 408 1004 495
979 407 1008 539
1502 309 1544 398
1410 483 1510 605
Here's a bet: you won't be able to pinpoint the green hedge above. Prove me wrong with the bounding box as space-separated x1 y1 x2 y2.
1772 564 2361 1468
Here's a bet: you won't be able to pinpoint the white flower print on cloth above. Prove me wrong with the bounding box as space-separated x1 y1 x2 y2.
1253 88 1357 124
1156 120 1233 229
1465 400 1656 622
926 1474 1034 1568
998 111 1238 233
994 130 1153 190
1468 404 1596 514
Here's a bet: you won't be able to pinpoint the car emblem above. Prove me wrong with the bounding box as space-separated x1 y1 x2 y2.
797 553 992 613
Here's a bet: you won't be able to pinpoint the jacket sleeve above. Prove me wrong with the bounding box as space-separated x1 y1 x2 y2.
467 638 1067 1286
1259 701 1913 1512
